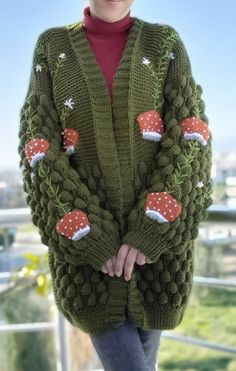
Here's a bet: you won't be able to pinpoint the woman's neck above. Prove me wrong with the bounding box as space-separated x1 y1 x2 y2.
82 6 133 34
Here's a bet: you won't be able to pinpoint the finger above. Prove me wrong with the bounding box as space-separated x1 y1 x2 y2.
146 257 152 264
136 252 147 266
101 264 107 274
112 256 118 275
114 244 130 277
106 259 114 277
123 247 137 281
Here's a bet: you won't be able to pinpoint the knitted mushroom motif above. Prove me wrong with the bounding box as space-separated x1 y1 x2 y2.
62 128 79 155
180 117 210 145
56 210 91 241
24 138 49 168
136 110 165 142
145 192 182 223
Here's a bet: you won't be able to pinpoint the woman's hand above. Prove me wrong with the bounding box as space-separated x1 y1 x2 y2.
100 255 117 276
100 244 152 281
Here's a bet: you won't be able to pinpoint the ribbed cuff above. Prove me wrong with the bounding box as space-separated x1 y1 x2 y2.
122 228 169 263
84 235 121 271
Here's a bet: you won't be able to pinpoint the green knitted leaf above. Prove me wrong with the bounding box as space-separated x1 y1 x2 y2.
67 284 76 298
157 155 170 166
73 295 84 310
145 290 155 302
179 283 189 295
88 292 97 306
138 161 148 174
161 137 175 148
48 237 59 251
168 89 177 101
158 292 168 304
63 179 77 192
92 164 101 178
101 209 113 221
162 164 175 175
138 280 148 291
87 213 101 226
101 219 115 234
88 175 97 192
74 272 85 285
59 190 73 203
151 281 161 293
99 292 108 305
81 282 92 296
171 293 182 306
50 171 64 184
128 209 139 224
77 165 88 178
160 271 171 283
96 281 107 294
168 260 180 272
73 198 87 209
143 269 154 281
87 204 102 215
180 75 187 87
61 275 70 288
89 225 103 239
133 174 142 190
68 264 78 275
91 272 101 283
57 288 66 300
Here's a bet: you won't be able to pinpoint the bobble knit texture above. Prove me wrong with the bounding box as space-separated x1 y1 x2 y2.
18 17 213 335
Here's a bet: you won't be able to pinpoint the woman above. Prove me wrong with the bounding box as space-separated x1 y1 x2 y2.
18 0 213 370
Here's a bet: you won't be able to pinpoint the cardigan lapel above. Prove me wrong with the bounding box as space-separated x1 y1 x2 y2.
67 17 144 234
66 18 178 235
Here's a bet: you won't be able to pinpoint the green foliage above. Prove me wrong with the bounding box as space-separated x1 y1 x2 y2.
12 251 52 296
159 341 232 371
0 287 56 371
158 242 236 370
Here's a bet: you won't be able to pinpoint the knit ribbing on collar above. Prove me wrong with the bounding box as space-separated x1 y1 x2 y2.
82 5 133 34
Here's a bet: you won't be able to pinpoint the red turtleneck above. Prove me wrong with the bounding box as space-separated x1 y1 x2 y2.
82 6 134 102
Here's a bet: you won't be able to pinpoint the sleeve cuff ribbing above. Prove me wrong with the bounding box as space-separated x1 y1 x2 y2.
122 228 172 263
83 234 121 271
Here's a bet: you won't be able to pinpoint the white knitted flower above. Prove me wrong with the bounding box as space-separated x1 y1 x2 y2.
197 181 204 188
35 64 42 72
59 53 66 59
64 98 75 110
168 52 175 60
142 57 151 65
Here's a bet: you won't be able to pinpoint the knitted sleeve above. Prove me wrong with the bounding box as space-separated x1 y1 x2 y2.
18 30 120 271
122 35 213 262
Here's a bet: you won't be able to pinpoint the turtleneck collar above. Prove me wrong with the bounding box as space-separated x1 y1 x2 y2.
82 5 133 34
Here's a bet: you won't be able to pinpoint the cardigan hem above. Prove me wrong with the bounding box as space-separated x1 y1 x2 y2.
54 276 129 335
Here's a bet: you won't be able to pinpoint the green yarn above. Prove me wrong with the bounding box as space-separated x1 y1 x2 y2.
18 17 213 335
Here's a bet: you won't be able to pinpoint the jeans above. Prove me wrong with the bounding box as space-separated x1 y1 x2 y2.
90 310 162 371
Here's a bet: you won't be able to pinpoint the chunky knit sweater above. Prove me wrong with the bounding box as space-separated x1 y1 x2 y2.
18 14 213 335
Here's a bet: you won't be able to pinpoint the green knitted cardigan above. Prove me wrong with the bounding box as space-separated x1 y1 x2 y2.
18 16 213 335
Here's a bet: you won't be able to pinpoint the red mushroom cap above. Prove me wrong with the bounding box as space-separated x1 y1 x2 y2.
56 210 91 241
136 110 165 142
24 138 49 167
62 128 79 154
180 117 210 145
145 191 182 223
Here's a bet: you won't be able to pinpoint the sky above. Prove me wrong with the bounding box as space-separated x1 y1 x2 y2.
0 0 235 170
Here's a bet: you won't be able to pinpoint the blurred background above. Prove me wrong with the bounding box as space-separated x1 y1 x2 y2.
0 1 236 370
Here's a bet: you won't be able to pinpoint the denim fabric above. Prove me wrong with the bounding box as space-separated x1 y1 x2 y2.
90 311 162 371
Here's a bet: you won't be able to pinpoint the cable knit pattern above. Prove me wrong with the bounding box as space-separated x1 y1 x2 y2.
18 16 213 335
